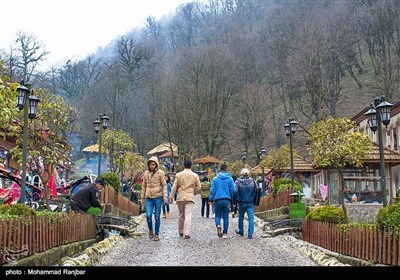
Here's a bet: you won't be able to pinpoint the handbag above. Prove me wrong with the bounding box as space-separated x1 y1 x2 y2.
254 181 262 206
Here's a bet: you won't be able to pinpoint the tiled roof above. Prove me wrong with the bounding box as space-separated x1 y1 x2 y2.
250 156 318 175
362 143 400 164
280 156 317 172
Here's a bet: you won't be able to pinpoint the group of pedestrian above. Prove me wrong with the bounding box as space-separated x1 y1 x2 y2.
71 154 258 242
140 156 258 241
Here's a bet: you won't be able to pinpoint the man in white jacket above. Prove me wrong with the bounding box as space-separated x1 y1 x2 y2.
141 156 167 241
170 160 201 239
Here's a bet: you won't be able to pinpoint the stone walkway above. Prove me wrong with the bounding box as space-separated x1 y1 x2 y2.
95 195 318 266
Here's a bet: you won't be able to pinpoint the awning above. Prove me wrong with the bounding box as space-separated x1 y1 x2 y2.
193 155 223 164
82 144 99 153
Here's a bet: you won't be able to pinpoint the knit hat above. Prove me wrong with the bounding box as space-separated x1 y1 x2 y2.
241 168 249 176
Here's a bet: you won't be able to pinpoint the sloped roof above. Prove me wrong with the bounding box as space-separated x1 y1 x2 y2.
147 142 178 156
279 156 317 172
249 166 272 176
81 144 108 154
193 155 223 164
251 155 317 175
159 151 179 158
361 143 400 165
82 144 99 153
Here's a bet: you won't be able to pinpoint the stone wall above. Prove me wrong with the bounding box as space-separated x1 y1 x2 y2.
345 204 382 223
255 206 289 222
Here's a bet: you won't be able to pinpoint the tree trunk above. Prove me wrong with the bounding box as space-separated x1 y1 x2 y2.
40 164 54 210
338 169 348 222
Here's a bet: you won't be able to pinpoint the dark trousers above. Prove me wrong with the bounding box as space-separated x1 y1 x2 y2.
162 202 170 214
201 197 210 217
70 200 86 213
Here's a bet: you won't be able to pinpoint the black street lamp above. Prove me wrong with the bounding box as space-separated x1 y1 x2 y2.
240 151 247 167
119 150 125 187
94 114 110 176
365 96 393 207
284 118 298 190
259 147 267 193
16 82 40 204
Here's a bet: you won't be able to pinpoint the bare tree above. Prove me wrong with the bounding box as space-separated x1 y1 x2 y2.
11 32 49 83
353 0 400 100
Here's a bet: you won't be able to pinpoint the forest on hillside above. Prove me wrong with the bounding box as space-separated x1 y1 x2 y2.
1 0 399 166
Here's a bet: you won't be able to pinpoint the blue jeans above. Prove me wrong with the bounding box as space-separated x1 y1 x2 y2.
214 199 231 234
237 202 255 236
162 202 170 214
145 197 163 236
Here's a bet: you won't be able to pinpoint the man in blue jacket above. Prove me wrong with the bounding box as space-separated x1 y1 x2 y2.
208 164 236 239
234 168 257 239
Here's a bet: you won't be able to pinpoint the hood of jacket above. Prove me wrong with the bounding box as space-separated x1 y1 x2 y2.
216 171 232 180
147 156 160 169
236 176 255 187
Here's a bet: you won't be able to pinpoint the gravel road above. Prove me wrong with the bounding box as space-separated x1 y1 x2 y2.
96 195 318 267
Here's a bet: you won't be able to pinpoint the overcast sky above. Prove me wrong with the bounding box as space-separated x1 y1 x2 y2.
0 0 195 70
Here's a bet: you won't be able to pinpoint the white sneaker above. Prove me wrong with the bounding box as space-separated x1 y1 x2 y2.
221 234 228 239
216 225 222 238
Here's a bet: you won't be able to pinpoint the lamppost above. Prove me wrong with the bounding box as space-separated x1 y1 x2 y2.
259 147 267 193
364 96 393 207
284 118 298 189
94 114 110 176
16 82 40 204
119 150 125 188
240 151 247 167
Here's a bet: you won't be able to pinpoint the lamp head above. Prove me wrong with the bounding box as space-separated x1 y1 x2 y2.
364 103 378 133
375 96 393 126
27 94 40 119
93 117 100 133
16 82 30 110
101 114 110 129
259 147 266 159
241 151 247 161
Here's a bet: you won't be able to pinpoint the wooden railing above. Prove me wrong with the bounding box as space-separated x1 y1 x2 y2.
0 213 96 265
302 220 400 266
100 186 139 215
255 188 294 212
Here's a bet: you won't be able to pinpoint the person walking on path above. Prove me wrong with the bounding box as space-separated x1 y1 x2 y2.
162 174 172 218
208 164 236 239
170 160 202 239
141 156 167 241
234 168 257 239
70 177 105 213
200 176 211 218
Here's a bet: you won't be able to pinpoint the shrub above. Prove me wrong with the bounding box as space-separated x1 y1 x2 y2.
271 177 302 197
306 205 346 224
376 204 400 229
0 204 37 218
101 172 120 194
132 183 141 191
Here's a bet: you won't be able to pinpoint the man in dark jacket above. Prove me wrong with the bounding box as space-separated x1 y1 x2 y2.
234 168 257 239
70 177 105 213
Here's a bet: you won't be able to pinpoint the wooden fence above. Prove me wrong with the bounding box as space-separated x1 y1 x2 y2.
100 186 139 215
0 212 96 265
302 220 400 266
255 188 294 212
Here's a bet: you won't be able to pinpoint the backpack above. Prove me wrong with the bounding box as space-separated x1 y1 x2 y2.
254 181 262 206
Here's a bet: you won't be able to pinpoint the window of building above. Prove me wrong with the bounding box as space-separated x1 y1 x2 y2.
0 149 9 166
